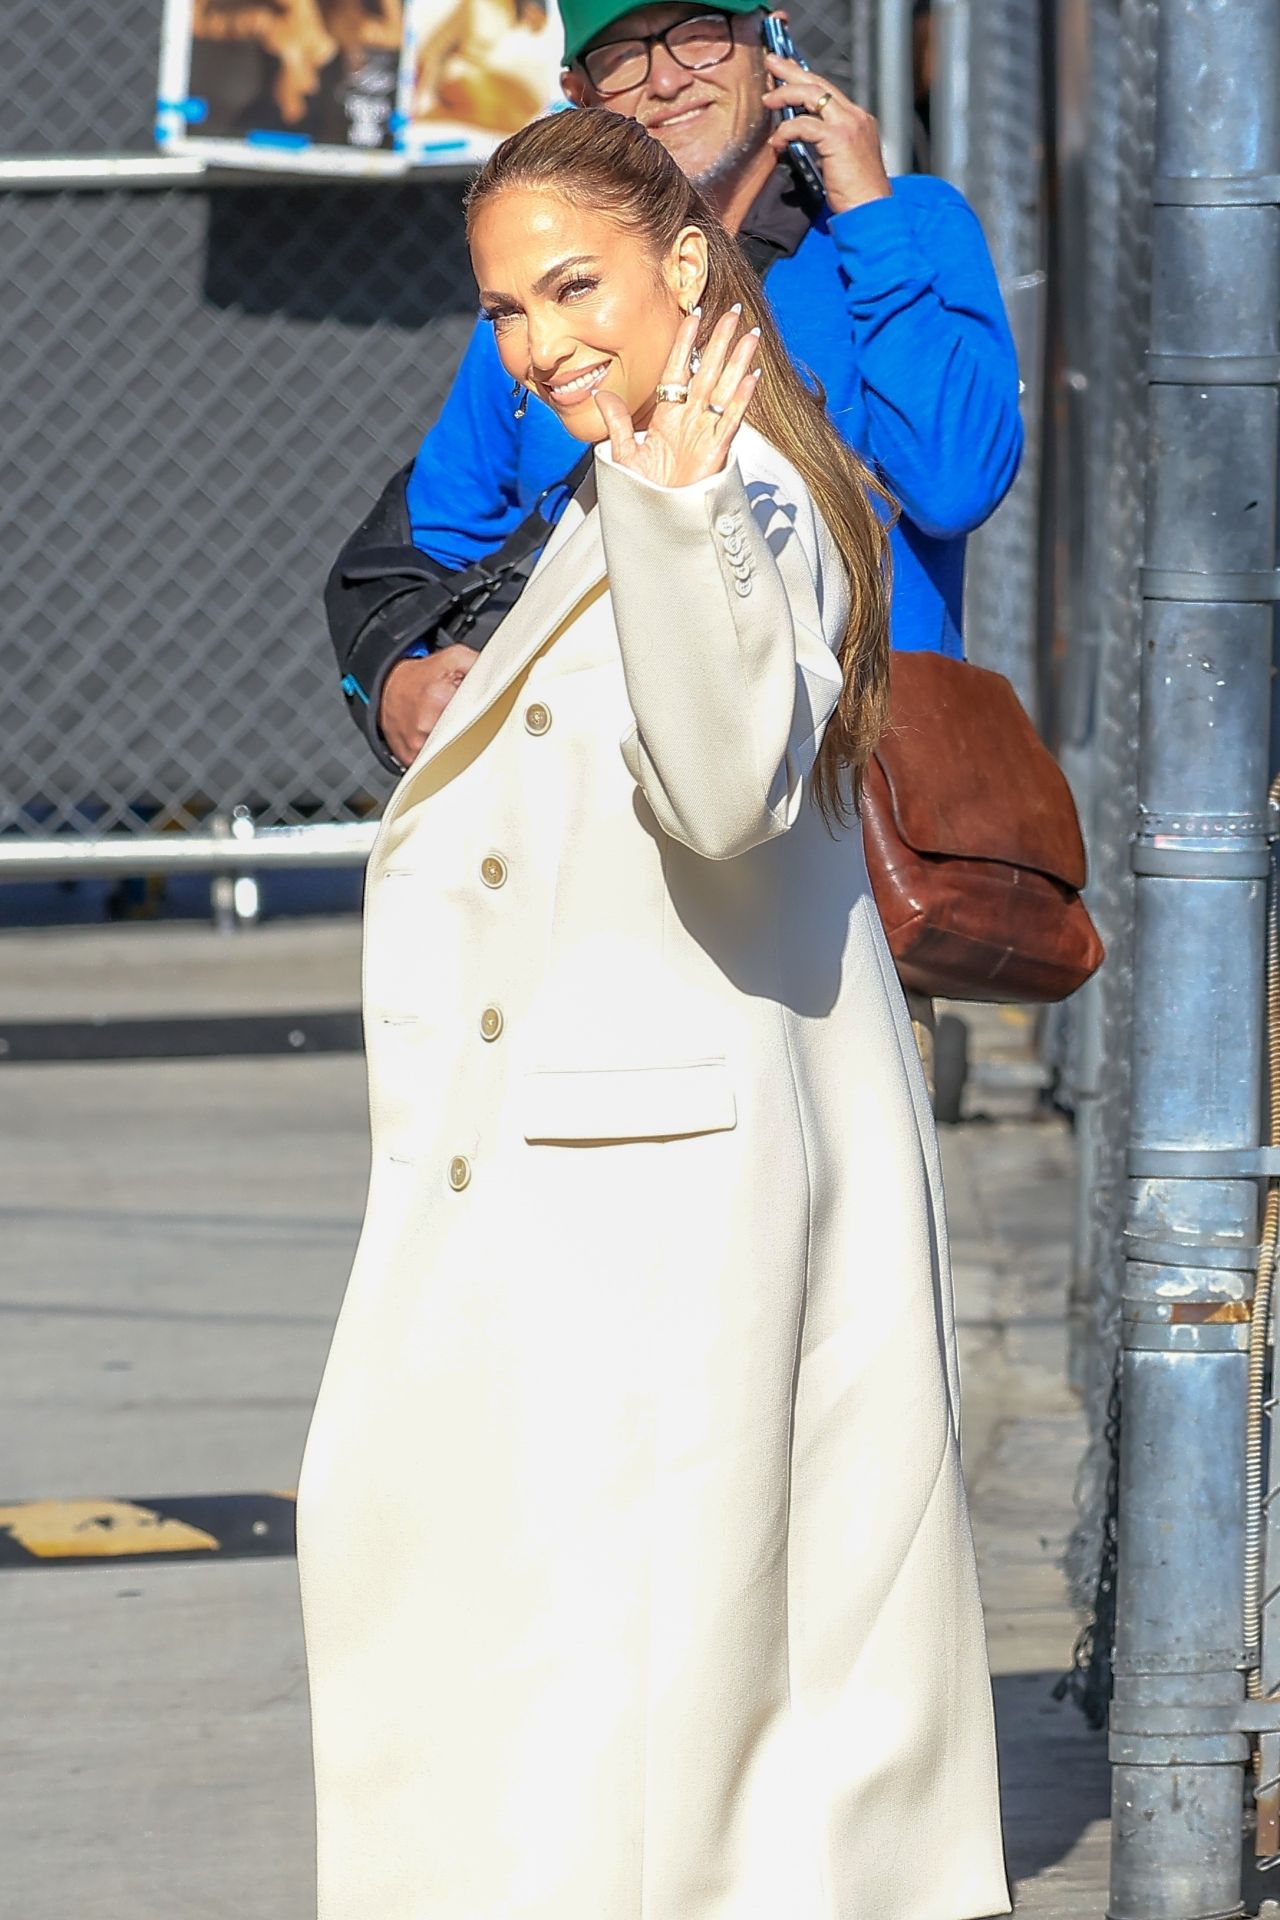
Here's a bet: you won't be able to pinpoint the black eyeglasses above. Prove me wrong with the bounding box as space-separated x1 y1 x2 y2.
577 10 737 97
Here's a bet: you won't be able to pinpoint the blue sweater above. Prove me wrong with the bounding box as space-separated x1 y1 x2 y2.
406 175 1023 657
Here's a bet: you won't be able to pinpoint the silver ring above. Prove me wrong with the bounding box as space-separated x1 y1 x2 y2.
655 382 690 405
706 401 726 417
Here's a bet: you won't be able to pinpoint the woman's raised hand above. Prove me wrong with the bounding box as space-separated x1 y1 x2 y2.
593 307 761 489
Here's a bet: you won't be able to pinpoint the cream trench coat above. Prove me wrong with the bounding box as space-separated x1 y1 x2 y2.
296 422 1010 1920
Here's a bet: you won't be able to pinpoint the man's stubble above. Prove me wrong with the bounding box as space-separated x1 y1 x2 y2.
687 104 771 194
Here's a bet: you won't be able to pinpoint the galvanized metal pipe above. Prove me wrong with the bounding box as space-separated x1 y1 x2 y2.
929 0 970 194
875 0 915 177
1110 3 1280 1915
955 0 1046 720
847 0 875 117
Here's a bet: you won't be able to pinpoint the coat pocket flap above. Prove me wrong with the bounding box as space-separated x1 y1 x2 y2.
520 1061 736 1143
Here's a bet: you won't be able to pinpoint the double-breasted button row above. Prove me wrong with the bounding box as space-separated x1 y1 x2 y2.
460 833 520 1179
715 510 754 598
466 687 539 1164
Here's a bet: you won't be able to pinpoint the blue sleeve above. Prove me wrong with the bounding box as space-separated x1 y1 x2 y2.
829 179 1024 540
404 320 529 571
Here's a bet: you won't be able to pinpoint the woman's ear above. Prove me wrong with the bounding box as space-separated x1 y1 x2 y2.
664 224 709 312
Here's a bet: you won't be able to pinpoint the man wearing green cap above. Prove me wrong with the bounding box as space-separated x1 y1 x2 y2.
365 1 1023 766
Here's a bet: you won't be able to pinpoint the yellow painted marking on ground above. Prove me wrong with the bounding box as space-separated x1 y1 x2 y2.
0 1499 218 1559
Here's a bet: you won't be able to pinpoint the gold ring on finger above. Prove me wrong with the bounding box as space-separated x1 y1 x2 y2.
813 90 832 116
655 382 690 404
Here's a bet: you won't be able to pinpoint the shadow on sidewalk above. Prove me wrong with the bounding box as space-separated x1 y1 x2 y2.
993 1670 1110 1886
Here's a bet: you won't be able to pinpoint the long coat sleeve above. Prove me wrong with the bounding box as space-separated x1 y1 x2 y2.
594 448 846 861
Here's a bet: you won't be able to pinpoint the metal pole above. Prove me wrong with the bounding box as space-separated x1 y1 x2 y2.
875 0 915 177
953 0 1047 722
847 0 875 115
1052 0 1100 1396
930 0 970 195
1060 0 1157 1648
1110 3 1280 1915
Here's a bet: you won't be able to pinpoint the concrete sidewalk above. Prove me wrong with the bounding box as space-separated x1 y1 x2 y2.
0 923 1108 1917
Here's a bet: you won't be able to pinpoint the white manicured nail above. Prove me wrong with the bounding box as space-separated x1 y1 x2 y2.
730 302 742 315
748 326 761 336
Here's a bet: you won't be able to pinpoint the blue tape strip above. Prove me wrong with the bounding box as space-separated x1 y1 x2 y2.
244 130 313 151
157 94 208 122
157 95 209 123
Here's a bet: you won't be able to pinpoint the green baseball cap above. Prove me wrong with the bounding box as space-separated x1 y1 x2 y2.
558 0 765 69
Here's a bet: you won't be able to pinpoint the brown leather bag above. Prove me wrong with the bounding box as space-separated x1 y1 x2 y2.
861 652 1104 1004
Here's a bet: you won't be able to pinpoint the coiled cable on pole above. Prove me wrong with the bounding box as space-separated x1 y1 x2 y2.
1245 771 1280 1701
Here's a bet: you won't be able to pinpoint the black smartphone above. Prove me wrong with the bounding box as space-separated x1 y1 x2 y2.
760 14 827 210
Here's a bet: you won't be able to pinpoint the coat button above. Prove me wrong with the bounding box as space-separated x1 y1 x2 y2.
448 1155 472 1191
479 1005 504 1041
716 513 737 536
734 577 752 597
480 855 507 888
524 702 552 735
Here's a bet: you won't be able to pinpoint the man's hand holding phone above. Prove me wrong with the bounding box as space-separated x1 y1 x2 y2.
761 13 892 216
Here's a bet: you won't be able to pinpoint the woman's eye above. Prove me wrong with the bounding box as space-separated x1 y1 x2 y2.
558 276 598 302
482 307 521 332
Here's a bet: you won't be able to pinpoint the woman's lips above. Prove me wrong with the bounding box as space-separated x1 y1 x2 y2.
540 360 612 408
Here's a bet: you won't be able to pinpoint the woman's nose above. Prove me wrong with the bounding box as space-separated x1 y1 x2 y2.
525 308 573 376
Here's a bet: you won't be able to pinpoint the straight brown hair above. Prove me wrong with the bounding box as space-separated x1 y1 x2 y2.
466 107 894 824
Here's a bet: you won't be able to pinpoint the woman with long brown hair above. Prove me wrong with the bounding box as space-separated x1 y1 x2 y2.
297 105 1008 1920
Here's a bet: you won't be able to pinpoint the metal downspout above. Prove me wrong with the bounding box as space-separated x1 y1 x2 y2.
1109 3 1280 1915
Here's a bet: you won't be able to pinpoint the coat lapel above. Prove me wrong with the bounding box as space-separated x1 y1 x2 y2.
374 473 606 848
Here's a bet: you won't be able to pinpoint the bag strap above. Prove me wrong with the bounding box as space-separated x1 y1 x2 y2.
737 230 795 280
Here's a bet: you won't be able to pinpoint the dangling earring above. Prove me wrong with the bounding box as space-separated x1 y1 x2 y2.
511 379 528 420
683 302 702 374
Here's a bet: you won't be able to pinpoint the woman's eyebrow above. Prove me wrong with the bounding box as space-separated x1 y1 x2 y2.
533 253 600 292
479 254 602 306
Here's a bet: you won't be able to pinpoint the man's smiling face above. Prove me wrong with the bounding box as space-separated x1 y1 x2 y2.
562 5 772 194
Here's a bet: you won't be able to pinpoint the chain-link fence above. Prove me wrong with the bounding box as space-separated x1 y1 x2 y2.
0 0 860 868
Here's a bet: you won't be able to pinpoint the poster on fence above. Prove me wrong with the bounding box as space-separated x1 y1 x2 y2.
396 0 565 165
157 0 565 174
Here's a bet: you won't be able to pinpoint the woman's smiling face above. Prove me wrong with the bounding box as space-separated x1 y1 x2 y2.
469 188 706 442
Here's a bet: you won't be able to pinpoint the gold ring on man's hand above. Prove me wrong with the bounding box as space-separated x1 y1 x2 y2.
655 382 690 404
813 90 833 115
